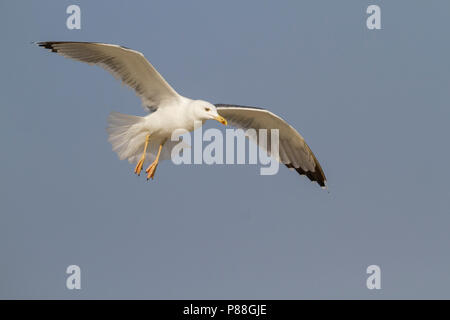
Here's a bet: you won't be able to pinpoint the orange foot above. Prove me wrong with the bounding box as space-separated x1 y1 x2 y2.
134 157 145 176
146 161 158 180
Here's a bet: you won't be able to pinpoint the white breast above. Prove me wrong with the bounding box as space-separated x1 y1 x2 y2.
143 99 195 138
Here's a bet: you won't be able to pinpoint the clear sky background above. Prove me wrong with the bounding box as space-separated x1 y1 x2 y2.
1 1 450 299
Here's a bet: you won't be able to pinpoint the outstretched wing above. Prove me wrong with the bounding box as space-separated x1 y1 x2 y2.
216 104 327 188
38 41 181 111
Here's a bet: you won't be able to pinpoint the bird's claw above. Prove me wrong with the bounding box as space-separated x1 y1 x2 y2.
146 162 158 180
134 158 145 176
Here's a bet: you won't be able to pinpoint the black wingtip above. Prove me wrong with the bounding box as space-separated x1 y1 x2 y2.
36 41 132 54
285 162 327 189
36 41 58 52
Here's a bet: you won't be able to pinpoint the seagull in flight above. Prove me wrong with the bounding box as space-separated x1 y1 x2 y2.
38 41 327 188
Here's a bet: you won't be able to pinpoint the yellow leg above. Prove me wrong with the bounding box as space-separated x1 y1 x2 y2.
146 143 163 180
134 134 150 176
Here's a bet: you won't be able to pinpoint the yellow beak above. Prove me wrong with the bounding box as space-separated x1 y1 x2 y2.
214 115 227 126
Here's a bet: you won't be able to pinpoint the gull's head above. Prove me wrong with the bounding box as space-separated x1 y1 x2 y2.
192 100 227 126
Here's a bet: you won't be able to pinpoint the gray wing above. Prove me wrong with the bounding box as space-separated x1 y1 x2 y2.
216 104 327 188
38 41 181 112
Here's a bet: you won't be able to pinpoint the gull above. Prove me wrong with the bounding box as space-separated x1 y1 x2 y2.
37 41 327 188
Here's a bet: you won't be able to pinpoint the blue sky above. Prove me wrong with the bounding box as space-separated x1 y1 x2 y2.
1 1 450 298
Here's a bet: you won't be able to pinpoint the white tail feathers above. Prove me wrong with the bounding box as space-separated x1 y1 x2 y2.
107 112 147 163
107 111 190 165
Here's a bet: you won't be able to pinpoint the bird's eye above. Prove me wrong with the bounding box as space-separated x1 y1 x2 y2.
205 107 211 112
